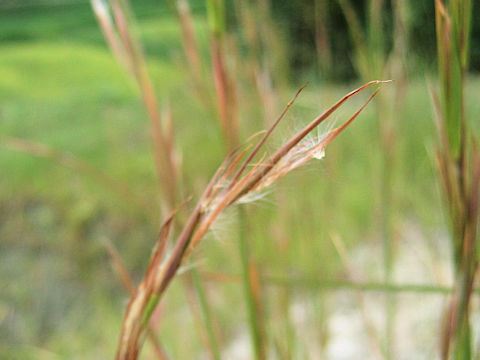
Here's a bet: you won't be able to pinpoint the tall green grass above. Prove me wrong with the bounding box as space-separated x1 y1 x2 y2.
2 1 480 359
433 0 479 358
335 0 409 357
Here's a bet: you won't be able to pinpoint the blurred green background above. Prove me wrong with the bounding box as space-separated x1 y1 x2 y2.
1 0 479 359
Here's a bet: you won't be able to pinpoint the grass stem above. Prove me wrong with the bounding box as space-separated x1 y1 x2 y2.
239 206 266 360
191 269 222 360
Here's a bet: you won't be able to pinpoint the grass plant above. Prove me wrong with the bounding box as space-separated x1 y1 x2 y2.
432 0 479 358
114 80 388 359
335 1 410 356
92 2 225 359
239 206 266 360
91 0 181 210
207 0 239 151
3 1 480 359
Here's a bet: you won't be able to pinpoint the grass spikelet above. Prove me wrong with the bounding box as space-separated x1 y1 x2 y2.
103 237 169 360
114 80 388 359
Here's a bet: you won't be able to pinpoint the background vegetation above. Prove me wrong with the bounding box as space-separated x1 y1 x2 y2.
1 0 479 359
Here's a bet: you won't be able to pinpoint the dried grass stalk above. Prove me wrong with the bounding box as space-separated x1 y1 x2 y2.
91 0 180 208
